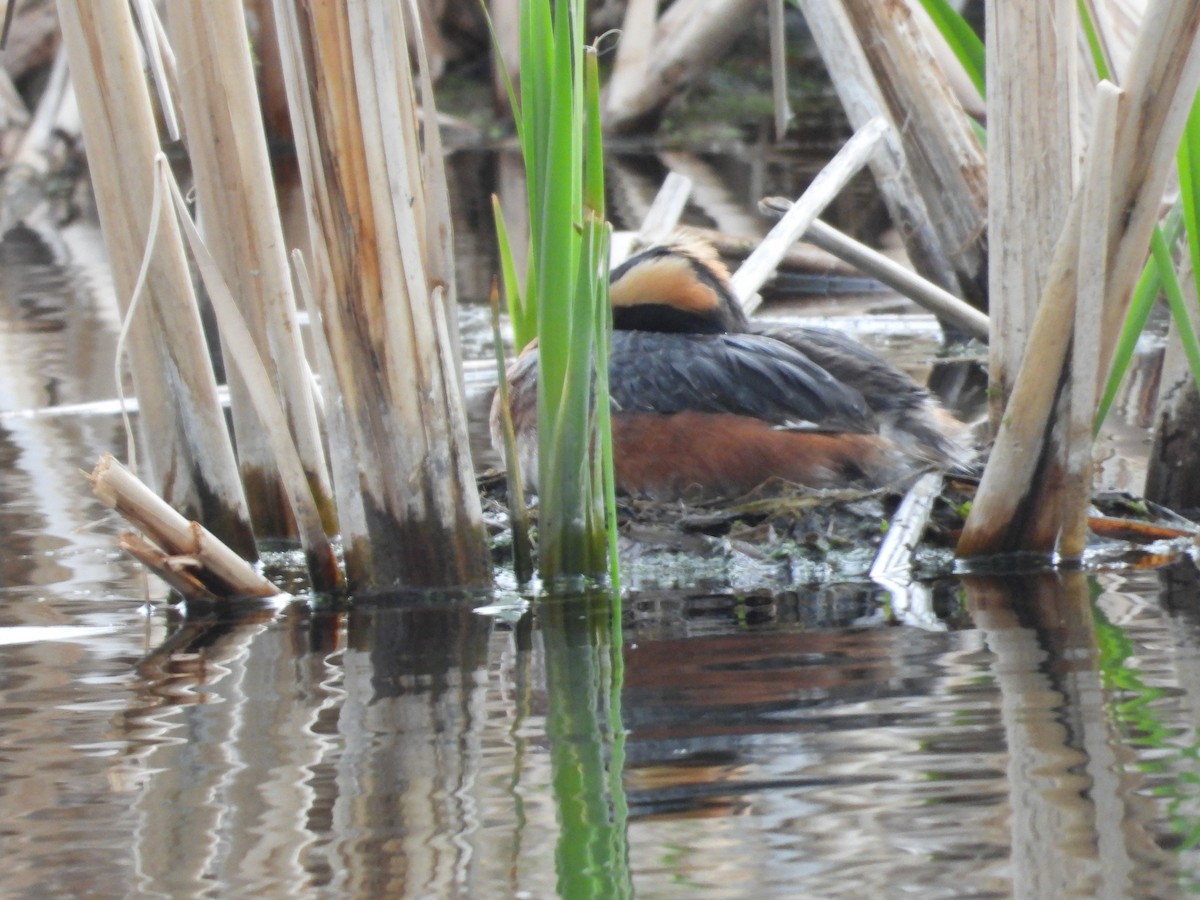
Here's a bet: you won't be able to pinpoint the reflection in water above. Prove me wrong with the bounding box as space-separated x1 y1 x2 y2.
623 587 1009 897
540 593 631 898
966 571 1199 899
3 570 1190 896
0 222 131 595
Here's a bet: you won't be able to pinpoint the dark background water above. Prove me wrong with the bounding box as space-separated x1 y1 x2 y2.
3 152 1200 898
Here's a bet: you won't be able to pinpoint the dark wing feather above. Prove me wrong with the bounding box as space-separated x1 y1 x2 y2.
747 320 972 466
609 331 876 433
748 320 930 416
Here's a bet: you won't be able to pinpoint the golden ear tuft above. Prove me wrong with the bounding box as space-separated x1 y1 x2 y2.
610 249 721 314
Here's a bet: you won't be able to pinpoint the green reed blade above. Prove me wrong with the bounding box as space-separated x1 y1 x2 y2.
1095 90 1200 435
1094 232 1166 432
542 591 633 899
1152 224 1200 399
1077 0 1113 81
492 195 534 348
915 0 985 97
492 0 614 583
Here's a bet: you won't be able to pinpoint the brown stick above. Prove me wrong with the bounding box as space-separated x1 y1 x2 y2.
91 455 280 600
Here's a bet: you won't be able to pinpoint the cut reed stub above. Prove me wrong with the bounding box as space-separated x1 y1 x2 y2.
89 454 282 602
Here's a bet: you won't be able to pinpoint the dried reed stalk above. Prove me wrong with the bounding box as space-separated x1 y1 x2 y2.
166 0 336 542
273 0 490 589
796 0 986 308
801 218 990 341
603 0 758 133
58 0 255 557
90 454 279 600
673 224 856 278
768 0 791 141
1061 83 1121 558
159 157 343 593
293 249 369 550
959 2 1200 557
987 0 1080 424
730 116 887 311
837 0 988 305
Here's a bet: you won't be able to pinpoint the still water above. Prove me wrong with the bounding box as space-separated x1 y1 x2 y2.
3 155 1200 898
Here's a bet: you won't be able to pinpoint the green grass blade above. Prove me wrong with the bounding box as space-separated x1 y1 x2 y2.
496 0 614 583
1077 0 1113 81
1098 92 1200 433
1094 239 1165 432
1177 92 1200 285
583 47 618 587
1154 228 1200 403
915 0 985 97
492 195 533 348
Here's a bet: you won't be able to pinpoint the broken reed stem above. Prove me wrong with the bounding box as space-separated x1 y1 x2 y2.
795 0 980 305
730 115 887 311
1061 81 1122 559
755 206 990 341
168 0 336 542
804 219 989 340
870 471 943 582
603 0 759 133
274 0 489 590
835 0 988 305
671 224 855 277
118 531 223 604
986 0 1079 423
959 2 1200 557
58 0 255 557
158 157 343 593
90 454 279 600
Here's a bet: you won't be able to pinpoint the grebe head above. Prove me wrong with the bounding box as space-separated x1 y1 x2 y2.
610 240 747 334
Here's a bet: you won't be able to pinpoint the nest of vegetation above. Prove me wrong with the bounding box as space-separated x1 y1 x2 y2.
478 469 1200 590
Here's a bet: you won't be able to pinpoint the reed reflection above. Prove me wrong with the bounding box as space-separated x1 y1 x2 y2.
538 590 632 899
120 596 550 898
963 571 1179 898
